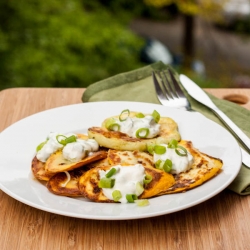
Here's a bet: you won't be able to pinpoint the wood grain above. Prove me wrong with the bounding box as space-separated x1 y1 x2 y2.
205 88 250 110
0 87 250 250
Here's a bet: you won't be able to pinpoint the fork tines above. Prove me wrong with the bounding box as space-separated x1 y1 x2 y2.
152 68 191 110
159 69 186 100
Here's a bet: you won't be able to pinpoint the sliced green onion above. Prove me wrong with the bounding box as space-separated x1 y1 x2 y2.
163 159 172 172
136 112 145 118
147 144 155 155
105 118 120 131
152 110 160 123
154 145 166 155
168 139 178 149
56 134 76 146
144 174 153 184
64 135 77 144
155 159 164 170
56 134 67 145
126 194 138 203
136 182 144 196
105 168 117 178
112 190 122 202
36 140 48 152
136 128 149 138
98 178 115 188
119 109 130 121
175 145 188 156
135 199 150 207
105 118 116 129
108 123 121 131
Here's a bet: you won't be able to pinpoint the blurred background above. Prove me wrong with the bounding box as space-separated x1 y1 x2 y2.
1 0 250 90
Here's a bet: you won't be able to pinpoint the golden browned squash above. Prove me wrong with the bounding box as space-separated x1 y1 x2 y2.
31 156 54 181
88 111 180 151
107 149 154 167
158 140 223 194
46 157 112 196
78 163 175 203
47 168 87 197
45 150 108 174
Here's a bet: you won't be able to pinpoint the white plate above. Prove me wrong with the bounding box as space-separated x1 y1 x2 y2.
0 101 241 220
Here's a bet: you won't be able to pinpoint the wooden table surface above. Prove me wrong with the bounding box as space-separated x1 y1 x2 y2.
0 87 250 250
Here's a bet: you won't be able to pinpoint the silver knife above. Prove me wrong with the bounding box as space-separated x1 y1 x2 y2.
242 148 250 168
179 74 250 168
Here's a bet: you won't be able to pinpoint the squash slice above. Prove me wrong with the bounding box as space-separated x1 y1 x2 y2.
31 156 54 181
88 112 180 151
45 150 108 174
158 140 223 194
47 168 87 197
78 163 175 202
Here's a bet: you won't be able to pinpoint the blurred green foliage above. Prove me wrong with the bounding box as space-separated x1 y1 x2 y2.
0 0 149 89
221 18 250 34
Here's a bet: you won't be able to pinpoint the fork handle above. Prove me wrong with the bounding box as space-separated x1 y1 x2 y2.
213 108 250 153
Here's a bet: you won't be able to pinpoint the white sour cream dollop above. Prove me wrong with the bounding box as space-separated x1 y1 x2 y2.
113 115 160 138
36 132 99 163
99 164 145 204
153 144 194 174
36 132 66 162
63 139 99 162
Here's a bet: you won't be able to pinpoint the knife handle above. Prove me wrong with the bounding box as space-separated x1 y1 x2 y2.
213 109 250 153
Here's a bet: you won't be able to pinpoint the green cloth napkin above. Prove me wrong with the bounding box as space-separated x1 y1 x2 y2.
82 61 250 195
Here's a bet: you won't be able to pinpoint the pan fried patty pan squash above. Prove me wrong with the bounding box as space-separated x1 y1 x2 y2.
88 111 180 151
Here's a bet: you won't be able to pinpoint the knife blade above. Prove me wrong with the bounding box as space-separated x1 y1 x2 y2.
242 148 250 168
179 74 250 168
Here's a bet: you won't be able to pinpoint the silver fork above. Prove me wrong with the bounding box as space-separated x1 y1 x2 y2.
152 69 193 111
153 69 250 168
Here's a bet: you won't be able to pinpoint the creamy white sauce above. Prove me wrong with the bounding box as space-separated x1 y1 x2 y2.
113 115 160 138
99 164 145 203
63 139 99 162
153 144 193 174
36 132 99 163
36 132 66 162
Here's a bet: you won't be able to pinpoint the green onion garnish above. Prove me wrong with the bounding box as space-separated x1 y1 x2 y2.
56 135 76 146
119 109 130 121
136 128 149 138
105 118 120 131
175 145 188 156
111 123 120 131
105 118 116 129
136 112 145 118
135 199 150 207
154 145 166 155
163 159 172 172
147 144 155 155
126 194 138 203
98 178 115 188
144 174 153 184
167 139 188 157
105 168 117 178
56 135 67 145
112 190 122 202
155 159 163 170
108 123 121 131
155 159 172 172
136 182 144 196
168 139 178 149
152 110 160 123
64 135 77 144
105 117 121 131
36 140 48 152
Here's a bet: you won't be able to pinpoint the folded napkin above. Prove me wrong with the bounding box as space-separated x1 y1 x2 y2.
82 61 250 195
